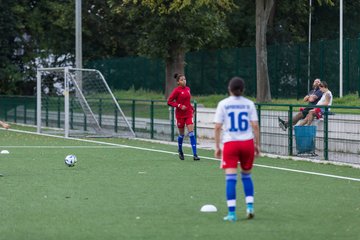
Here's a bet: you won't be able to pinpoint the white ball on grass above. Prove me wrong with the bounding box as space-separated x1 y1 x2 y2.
64 155 77 167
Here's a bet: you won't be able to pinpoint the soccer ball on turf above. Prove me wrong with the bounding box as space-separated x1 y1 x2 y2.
65 155 77 167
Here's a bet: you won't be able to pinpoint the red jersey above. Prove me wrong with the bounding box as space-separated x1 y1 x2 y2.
167 86 193 119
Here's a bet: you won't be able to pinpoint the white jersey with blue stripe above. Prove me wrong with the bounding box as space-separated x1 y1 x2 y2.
214 96 258 143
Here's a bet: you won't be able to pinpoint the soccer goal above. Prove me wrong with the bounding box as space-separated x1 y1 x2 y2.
36 67 135 138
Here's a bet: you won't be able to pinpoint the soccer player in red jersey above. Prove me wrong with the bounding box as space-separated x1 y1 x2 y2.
167 73 200 161
214 77 260 221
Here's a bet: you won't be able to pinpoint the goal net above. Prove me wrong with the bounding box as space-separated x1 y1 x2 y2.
36 67 135 138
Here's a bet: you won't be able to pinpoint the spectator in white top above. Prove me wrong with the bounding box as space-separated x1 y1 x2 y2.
278 78 323 131
300 81 332 126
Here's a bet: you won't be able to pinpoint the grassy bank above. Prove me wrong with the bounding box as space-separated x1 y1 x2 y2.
113 88 359 108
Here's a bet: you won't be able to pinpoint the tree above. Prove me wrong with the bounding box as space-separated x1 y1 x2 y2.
255 0 274 102
255 0 335 102
224 0 256 47
1 0 346 97
0 0 26 94
82 0 136 60
109 0 235 98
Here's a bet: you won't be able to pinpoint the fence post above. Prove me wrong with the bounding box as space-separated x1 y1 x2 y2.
256 104 261 128
57 96 61 128
114 105 118 133
98 98 102 127
70 98 74 129
171 107 175 141
1 98 3 119
45 97 49 126
24 99 27 124
83 114 87 131
4 100 8 121
324 107 329 160
150 100 154 139
132 100 136 133
34 98 36 125
194 100 197 139
13 101 17 123
288 105 293 156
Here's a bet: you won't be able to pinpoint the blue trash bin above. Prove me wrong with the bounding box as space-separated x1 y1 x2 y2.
294 126 316 154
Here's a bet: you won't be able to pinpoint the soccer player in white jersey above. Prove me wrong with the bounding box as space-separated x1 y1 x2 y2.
214 77 260 222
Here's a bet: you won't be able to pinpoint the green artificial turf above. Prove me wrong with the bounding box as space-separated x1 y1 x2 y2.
0 129 359 240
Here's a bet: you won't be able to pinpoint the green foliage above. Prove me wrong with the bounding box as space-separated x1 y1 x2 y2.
112 87 165 100
271 94 360 108
194 94 228 107
312 1 360 40
1 0 359 97
316 0 335 6
225 0 255 47
0 1 24 94
110 0 235 59
123 0 236 14
112 89 359 109
332 93 360 106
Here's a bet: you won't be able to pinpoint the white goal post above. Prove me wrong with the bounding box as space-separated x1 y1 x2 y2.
36 67 135 138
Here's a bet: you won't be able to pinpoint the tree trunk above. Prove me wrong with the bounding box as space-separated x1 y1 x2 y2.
164 48 186 99
256 0 274 102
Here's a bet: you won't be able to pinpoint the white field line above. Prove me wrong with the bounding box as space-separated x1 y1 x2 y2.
1 128 360 182
2 146 123 149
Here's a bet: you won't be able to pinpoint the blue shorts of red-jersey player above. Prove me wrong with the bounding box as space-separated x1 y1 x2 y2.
221 139 255 171
176 116 194 128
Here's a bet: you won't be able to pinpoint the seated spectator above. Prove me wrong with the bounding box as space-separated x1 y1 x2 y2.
278 78 323 131
299 81 332 126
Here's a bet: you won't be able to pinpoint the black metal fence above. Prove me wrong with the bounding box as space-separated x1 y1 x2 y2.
1 95 359 165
